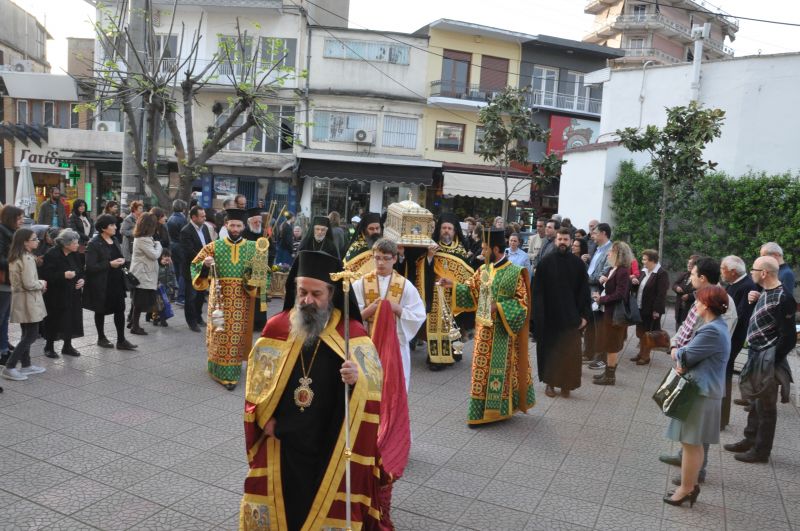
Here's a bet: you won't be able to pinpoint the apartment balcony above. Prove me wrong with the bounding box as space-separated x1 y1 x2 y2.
585 14 735 57
584 0 618 15
524 89 602 117
428 80 505 109
615 47 683 65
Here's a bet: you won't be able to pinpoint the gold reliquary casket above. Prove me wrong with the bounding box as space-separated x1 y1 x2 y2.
383 199 436 248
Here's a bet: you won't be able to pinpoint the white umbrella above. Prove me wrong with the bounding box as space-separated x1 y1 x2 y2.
15 159 37 219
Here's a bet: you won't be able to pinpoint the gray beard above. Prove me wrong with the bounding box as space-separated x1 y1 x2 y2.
314 236 324 243
290 300 333 348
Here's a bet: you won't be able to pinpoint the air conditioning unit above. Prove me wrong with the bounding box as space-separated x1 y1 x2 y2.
95 121 120 132
353 129 374 144
4 60 33 72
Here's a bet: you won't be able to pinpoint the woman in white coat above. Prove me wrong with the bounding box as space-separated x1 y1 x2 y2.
129 213 162 335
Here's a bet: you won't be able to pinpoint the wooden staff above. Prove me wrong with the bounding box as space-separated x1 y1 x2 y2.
329 268 362 531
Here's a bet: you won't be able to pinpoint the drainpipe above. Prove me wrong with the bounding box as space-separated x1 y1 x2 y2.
637 60 654 129
690 23 710 102
303 7 312 148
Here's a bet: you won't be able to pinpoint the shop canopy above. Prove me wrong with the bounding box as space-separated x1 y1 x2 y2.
442 171 531 202
0 72 78 101
298 149 439 186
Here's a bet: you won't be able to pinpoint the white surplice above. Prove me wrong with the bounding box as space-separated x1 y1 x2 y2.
354 272 426 392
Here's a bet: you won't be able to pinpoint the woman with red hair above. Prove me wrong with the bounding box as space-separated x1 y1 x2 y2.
664 285 730 508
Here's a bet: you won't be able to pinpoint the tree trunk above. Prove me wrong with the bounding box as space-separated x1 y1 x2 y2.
658 180 668 261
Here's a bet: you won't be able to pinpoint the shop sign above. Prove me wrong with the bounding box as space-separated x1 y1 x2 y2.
214 176 238 195
14 145 75 171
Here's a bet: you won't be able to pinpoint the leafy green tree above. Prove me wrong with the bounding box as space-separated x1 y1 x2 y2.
616 101 725 259
77 3 299 205
478 87 564 220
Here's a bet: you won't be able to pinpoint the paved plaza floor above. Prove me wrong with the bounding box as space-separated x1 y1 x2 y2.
1 300 799 530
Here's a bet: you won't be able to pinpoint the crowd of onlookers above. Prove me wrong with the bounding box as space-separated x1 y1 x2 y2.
524 213 797 508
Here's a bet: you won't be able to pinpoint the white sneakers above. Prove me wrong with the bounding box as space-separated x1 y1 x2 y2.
2 365 46 381
2 368 27 381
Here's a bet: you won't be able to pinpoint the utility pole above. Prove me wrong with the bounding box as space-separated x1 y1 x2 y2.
690 23 711 102
121 0 147 209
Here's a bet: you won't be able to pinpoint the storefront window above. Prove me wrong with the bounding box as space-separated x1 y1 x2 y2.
382 185 415 206
310 179 370 223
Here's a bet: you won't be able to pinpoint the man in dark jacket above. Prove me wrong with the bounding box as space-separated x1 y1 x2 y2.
167 200 188 305
719 255 757 429
724 256 797 463
179 206 211 332
36 187 67 228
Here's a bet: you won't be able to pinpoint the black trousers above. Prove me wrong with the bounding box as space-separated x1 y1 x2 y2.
184 275 205 326
743 370 779 457
720 340 744 429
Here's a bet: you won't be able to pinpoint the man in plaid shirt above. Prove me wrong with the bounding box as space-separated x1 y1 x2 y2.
659 257 738 485
724 256 797 463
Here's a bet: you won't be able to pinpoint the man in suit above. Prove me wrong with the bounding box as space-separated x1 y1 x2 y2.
719 255 757 429
585 223 612 369
180 206 211 332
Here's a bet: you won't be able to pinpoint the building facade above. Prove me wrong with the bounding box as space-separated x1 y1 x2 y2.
415 19 620 222
583 0 738 66
0 0 51 73
297 26 437 221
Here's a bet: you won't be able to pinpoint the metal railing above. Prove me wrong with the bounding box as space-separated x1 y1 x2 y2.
620 47 682 64
525 89 602 116
429 80 505 102
590 14 734 57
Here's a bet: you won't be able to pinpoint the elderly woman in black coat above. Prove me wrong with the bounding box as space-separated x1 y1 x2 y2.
40 229 85 358
84 214 137 351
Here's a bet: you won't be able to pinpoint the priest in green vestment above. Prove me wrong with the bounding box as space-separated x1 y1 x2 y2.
191 209 270 390
441 229 535 425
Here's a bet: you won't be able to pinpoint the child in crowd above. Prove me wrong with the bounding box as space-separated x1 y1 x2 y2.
2 229 47 381
152 248 177 327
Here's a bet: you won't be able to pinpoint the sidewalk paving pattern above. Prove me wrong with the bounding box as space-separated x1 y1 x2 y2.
1 299 799 530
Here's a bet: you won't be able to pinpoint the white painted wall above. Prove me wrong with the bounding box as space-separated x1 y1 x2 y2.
599 53 800 177
560 52 800 227
308 28 428 100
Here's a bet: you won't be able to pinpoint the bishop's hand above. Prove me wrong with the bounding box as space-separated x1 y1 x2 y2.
340 360 359 385
437 278 454 289
264 417 278 439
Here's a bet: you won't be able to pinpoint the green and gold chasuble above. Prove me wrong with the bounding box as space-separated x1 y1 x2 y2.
453 259 535 425
191 238 267 386
344 236 375 276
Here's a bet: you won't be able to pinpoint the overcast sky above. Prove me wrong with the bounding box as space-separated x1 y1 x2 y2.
10 0 800 74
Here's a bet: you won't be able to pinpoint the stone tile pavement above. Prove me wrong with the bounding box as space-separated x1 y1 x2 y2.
1 300 799 530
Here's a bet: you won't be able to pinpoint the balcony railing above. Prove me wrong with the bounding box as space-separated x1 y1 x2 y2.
588 14 734 57
619 47 682 64
524 89 602 116
429 80 506 102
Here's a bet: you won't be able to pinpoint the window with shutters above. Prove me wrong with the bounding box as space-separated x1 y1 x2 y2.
313 111 377 143
382 116 418 149
479 56 509 95
44 101 54 127
474 126 486 153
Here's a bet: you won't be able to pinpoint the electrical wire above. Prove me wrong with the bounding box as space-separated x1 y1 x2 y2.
632 0 800 28
290 0 484 126
301 0 601 86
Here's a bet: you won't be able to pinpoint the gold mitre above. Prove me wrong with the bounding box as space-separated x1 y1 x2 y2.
383 198 436 248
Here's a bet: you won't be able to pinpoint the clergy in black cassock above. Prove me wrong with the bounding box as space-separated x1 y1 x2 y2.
298 216 341 260
532 228 592 397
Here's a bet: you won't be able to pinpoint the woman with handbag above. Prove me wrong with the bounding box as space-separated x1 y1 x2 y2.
664 285 730 507
590 241 633 386
84 215 137 350
40 229 85 358
129 213 162 335
630 249 670 365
